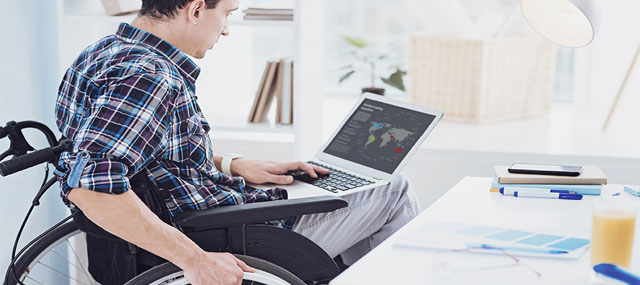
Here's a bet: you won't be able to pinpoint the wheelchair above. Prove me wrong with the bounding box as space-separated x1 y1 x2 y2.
1 120 349 285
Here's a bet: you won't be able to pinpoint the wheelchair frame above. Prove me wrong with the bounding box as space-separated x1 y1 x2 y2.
1 120 348 284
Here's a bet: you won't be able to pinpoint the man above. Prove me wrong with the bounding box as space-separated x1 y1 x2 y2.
55 0 419 284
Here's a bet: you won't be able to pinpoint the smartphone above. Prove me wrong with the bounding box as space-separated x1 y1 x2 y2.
508 163 583 176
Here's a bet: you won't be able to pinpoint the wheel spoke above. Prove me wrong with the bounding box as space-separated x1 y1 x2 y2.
35 261 91 285
49 248 88 278
24 275 45 285
64 238 96 284
39 239 95 285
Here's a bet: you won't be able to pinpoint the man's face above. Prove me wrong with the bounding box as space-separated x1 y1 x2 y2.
189 0 239 58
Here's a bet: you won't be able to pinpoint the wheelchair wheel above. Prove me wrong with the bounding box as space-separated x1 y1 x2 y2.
125 254 306 285
4 222 97 285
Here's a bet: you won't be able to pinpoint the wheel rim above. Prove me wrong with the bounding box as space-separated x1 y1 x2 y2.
146 270 291 285
18 229 97 285
14 228 298 285
243 272 290 285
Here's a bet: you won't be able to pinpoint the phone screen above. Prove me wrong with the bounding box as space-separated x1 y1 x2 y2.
508 163 583 176
510 164 580 172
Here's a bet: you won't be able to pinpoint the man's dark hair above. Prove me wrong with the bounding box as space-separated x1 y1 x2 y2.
140 0 222 19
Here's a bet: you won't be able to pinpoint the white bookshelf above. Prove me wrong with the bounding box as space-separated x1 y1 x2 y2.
61 12 294 28
55 0 324 160
210 113 294 133
230 19 295 28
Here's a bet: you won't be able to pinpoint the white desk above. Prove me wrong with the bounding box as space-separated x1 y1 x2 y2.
330 177 640 285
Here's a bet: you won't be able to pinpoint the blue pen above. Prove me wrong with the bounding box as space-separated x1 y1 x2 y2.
500 187 573 195
514 190 583 200
593 263 640 284
467 243 568 254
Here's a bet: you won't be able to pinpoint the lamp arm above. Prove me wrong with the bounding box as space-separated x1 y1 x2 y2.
602 44 640 130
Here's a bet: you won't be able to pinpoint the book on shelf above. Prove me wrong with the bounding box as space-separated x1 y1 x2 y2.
243 7 293 21
248 61 269 122
276 58 293 125
490 179 602 196
100 0 141 16
494 165 607 185
248 58 294 124
243 8 294 15
274 59 285 124
249 61 279 123
243 15 294 21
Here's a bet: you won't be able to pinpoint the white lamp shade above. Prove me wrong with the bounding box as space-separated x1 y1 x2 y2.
522 0 600 47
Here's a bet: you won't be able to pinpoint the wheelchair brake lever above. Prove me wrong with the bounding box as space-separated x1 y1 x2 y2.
2 121 36 158
0 126 7 139
0 149 12 162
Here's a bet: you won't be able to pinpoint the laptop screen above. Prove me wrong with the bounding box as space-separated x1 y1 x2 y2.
322 98 436 174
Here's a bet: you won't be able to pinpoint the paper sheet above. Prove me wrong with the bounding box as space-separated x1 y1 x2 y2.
394 222 589 259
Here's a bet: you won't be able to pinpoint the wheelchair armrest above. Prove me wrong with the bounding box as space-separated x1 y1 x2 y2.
173 196 348 229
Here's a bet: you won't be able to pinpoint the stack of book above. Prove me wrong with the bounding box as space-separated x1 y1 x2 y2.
490 165 608 195
248 58 293 124
100 0 140 16
243 8 294 21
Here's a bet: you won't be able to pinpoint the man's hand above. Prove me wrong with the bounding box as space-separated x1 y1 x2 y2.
68 189 256 285
70 174 272 285
230 160 330 184
183 252 255 285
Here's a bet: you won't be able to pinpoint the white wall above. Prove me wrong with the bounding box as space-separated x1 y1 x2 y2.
571 0 640 133
0 0 68 280
575 0 640 107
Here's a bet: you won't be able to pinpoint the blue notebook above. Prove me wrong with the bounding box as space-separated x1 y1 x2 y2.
491 179 601 195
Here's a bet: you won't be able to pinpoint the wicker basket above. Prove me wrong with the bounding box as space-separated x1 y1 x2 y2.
408 35 557 123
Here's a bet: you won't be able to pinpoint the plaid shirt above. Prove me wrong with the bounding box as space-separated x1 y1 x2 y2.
55 23 293 228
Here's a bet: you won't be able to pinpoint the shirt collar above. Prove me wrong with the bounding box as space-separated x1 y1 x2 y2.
115 23 201 83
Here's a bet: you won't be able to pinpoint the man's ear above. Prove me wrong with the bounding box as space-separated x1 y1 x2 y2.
186 0 206 25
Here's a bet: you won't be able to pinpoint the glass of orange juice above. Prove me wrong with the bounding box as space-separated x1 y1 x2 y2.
591 199 637 268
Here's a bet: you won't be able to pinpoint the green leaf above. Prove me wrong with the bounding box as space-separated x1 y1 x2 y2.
337 64 353 71
343 36 368 48
381 70 406 91
339 70 356 84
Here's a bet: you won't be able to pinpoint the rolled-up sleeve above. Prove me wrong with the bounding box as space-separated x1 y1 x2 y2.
59 72 175 198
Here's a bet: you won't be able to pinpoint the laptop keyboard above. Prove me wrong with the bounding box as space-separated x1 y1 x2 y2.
306 161 375 193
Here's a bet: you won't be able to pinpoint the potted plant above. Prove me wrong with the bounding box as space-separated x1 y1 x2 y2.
337 35 406 96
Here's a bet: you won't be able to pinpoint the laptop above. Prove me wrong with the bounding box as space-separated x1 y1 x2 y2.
255 92 443 199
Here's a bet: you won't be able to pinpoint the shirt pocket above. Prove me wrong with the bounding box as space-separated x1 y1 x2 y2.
186 113 214 171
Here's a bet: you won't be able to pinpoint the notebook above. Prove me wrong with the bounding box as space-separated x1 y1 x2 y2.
495 165 607 185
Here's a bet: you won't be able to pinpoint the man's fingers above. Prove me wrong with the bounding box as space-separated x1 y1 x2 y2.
297 162 319 178
281 161 303 171
235 257 256 273
277 161 328 178
270 173 294 184
311 165 330 175
279 161 316 178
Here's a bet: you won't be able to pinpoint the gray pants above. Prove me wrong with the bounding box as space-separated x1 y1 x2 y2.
291 173 419 265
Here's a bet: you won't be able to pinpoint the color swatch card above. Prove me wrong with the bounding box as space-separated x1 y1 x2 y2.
394 223 590 259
